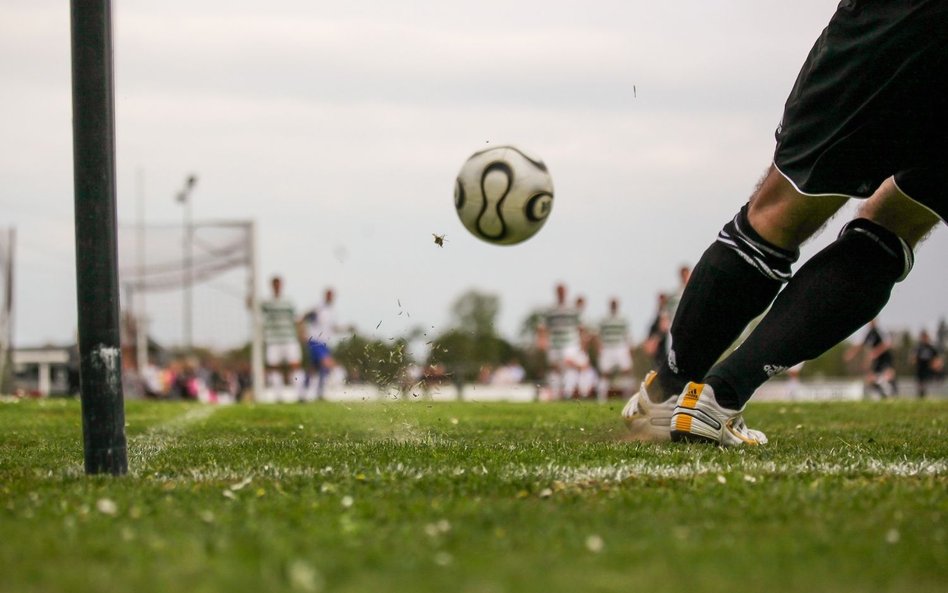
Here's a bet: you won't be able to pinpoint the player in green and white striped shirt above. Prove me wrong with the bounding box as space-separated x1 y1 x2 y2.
536 283 587 399
261 275 304 402
596 298 633 401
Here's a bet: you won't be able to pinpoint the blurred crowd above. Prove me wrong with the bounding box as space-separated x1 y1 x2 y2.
125 357 252 404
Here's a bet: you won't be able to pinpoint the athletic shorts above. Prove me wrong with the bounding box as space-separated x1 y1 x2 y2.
598 345 632 374
265 341 302 367
548 344 588 368
773 0 947 223
871 352 895 374
307 339 332 365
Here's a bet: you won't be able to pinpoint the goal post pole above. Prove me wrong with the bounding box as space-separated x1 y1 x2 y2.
249 221 265 401
71 0 128 475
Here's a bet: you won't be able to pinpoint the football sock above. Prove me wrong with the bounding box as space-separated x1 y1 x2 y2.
706 218 914 409
654 204 798 401
292 369 306 395
267 371 283 388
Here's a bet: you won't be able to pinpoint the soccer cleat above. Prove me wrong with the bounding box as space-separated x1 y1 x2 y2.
621 371 677 442
669 382 767 447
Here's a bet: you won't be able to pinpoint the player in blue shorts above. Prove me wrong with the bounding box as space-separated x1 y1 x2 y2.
624 0 946 446
302 288 338 400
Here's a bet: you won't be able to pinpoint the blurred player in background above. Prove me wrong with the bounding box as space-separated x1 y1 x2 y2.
261 275 304 402
847 319 897 399
596 298 633 402
536 283 584 400
642 292 671 368
302 287 339 401
624 1 946 445
574 295 598 398
784 361 805 400
663 264 692 324
910 329 942 398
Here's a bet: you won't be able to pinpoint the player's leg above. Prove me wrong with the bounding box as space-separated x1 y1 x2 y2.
881 365 897 398
317 351 335 399
544 350 561 400
282 342 305 402
651 165 847 402
578 366 597 399
596 356 612 402
625 167 845 441
596 349 621 402
699 178 939 415
264 343 285 402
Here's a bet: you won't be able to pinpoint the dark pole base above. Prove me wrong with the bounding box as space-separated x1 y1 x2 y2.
71 0 128 476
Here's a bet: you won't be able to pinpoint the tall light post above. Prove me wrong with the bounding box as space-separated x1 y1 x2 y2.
176 174 197 352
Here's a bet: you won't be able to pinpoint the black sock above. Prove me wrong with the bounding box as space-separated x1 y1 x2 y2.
706 219 914 409
655 204 797 400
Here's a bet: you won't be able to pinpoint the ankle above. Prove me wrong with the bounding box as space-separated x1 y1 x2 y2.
705 376 741 410
654 368 685 403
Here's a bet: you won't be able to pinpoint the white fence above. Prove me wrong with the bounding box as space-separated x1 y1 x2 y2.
252 378 943 404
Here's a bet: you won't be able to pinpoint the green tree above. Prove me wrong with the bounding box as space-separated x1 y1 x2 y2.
452 290 501 337
427 290 518 383
334 334 411 387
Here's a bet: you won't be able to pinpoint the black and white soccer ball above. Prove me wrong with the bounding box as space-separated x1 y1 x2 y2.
454 145 554 245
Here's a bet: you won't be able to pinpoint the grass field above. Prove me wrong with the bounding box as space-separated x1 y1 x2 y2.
1 397 946 593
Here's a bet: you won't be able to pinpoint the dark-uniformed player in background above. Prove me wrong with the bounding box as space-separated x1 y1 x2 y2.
624 0 946 446
910 330 943 399
846 319 897 399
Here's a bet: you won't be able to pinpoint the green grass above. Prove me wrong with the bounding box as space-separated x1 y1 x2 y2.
1 397 946 593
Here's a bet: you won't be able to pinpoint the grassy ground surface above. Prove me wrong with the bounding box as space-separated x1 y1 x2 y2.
1 397 946 593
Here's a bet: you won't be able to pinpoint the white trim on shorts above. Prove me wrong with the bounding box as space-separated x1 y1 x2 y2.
775 162 945 225
772 162 858 199
891 176 945 223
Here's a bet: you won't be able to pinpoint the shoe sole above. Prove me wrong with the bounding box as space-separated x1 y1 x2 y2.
669 407 723 445
669 429 718 444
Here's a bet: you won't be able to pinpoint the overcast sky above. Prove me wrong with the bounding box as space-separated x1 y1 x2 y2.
2 0 945 352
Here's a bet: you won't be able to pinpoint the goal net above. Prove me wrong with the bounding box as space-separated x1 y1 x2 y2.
117 220 263 396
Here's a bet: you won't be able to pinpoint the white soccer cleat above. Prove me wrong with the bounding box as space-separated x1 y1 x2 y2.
621 371 677 442
669 382 767 447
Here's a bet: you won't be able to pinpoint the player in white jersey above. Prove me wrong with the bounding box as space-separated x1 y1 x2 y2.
536 284 586 400
596 298 633 402
302 288 339 400
260 275 304 402
574 295 598 399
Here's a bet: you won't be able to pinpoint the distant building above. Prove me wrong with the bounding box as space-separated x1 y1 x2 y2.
13 344 77 396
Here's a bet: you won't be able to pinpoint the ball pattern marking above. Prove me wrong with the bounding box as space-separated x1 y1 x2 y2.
455 145 553 245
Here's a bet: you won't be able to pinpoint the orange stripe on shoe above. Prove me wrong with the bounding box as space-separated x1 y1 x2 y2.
674 414 692 432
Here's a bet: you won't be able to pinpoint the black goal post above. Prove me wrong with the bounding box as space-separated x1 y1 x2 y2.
71 0 128 475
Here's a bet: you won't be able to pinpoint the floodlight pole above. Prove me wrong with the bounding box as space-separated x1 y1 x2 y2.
136 169 148 373
176 175 197 353
70 0 128 475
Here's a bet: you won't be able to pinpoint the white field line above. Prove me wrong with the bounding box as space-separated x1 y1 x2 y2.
128 405 218 473
158 457 945 486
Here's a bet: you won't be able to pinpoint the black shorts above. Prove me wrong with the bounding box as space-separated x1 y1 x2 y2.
773 0 948 223
871 352 895 375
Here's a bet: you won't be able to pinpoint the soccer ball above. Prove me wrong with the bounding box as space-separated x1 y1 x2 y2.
454 145 554 245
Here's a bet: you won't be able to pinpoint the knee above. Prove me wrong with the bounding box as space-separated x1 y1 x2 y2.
838 218 914 282
715 203 800 282
856 178 940 248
